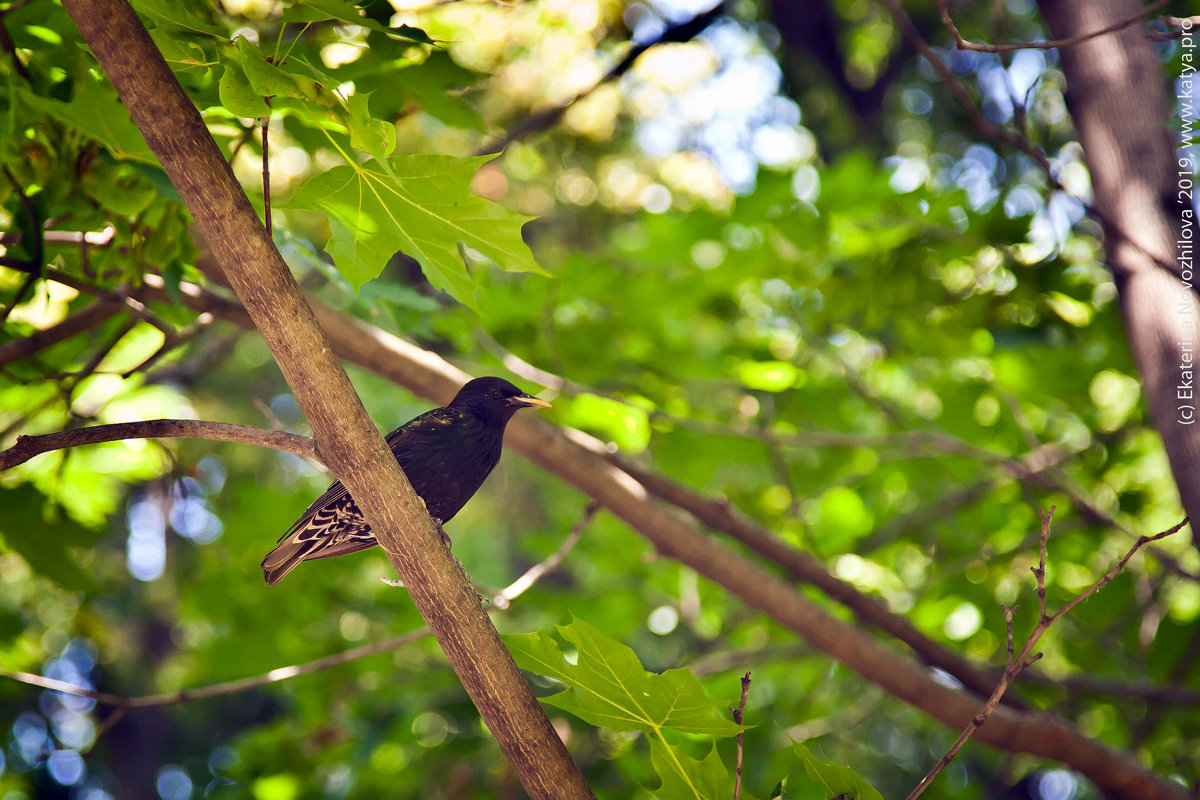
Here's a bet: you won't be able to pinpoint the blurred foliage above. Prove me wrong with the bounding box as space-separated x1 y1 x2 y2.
0 0 1197 799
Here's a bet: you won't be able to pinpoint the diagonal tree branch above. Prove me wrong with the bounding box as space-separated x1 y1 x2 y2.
57 2 593 797
613 457 1026 709
0 300 122 367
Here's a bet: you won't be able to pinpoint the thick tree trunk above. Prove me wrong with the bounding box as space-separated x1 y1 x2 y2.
1038 0 1200 548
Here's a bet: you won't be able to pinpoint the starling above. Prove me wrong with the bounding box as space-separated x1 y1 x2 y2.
261 376 551 585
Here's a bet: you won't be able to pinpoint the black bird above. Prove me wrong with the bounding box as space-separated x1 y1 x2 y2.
261 377 551 585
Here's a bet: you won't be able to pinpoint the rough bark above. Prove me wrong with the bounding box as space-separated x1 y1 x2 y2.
58 2 593 797
1039 0 1200 549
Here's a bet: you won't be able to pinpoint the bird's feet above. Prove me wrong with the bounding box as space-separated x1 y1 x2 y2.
433 517 452 547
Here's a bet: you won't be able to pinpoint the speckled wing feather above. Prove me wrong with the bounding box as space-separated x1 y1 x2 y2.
260 407 482 586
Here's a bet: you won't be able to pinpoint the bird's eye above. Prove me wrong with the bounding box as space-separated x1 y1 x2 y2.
491 389 503 399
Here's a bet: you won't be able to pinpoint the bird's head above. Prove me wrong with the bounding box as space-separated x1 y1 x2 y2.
450 376 551 426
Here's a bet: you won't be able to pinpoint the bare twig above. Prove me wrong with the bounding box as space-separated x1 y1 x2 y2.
261 114 272 238
0 628 430 716
937 0 1171 53
880 0 1186 288
0 227 115 248
490 500 599 609
1019 672 1200 704
905 511 1190 800
877 0 1054 176
122 311 216 379
476 6 721 155
732 671 751 800
0 418 318 471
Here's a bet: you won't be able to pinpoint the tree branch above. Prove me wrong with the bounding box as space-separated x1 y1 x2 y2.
476 5 722 155
613 457 1030 709
0 628 430 713
937 0 1171 52
0 419 318 471
0 300 122 367
58 2 594 797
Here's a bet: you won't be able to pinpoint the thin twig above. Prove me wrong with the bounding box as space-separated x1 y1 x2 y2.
476 6 721 155
490 500 599 609
0 227 115 247
905 511 1190 800
121 311 215 379
937 0 1171 53
0 419 318 471
880 0 1186 286
35 267 178 339
261 114 272 238
0 628 430 716
732 671 751 800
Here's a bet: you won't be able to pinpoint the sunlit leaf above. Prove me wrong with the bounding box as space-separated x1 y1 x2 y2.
283 154 543 305
505 618 743 737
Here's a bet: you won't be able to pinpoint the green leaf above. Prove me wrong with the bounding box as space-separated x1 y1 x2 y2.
236 37 304 99
347 92 394 159
792 743 883 800
650 741 733 800
220 62 272 118
161 261 184 305
281 0 436 44
0 484 100 592
79 160 158 216
232 40 344 130
386 52 484 131
558 393 651 452
17 79 156 164
131 0 225 36
505 618 743 737
282 154 544 305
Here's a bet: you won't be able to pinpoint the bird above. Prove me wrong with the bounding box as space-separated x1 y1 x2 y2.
261 376 551 585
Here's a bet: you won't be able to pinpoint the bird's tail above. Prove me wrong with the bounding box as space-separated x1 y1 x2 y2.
260 534 314 586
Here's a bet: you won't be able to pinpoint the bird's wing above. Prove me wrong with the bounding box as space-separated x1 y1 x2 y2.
273 406 457 544
261 490 376 585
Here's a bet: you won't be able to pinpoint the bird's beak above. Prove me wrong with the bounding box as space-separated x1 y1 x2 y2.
512 394 552 408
